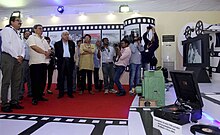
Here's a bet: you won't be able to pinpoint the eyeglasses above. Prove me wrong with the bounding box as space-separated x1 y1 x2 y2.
15 19 22 23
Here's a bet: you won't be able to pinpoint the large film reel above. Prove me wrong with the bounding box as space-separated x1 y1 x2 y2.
195 20 204 35
184 26 192 39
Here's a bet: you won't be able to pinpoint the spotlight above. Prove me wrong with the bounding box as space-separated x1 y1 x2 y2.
10 11 21 18
57 6 64 14
119 5 130 13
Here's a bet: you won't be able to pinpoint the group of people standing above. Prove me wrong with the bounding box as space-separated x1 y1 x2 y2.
0 15 159 113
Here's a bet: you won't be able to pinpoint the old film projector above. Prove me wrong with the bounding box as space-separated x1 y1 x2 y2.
154 70 203 125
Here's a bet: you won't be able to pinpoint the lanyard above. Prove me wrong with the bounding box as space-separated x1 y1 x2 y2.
10 26 22 40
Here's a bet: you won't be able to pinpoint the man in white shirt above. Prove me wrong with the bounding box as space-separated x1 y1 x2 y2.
1 16 25 112
114 39 132 96
27 24 51 105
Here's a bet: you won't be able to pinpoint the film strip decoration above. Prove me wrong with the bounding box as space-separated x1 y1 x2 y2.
129 107 162 135
123 17 155 27
201 92 220 105
19 24 124 33
0 113 127 135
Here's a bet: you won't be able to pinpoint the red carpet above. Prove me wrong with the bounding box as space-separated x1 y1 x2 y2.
12 84 135 119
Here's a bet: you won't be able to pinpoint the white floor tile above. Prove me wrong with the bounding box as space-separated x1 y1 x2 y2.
0 119 37 135
103 125 128 135
32 122 94 135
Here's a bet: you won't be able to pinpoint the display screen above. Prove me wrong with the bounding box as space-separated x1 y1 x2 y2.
187 40 202 64
182 34 210 67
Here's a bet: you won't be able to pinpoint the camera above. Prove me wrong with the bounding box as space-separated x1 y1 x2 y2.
100 46 105 52
134 37 142 42
113 43 119 48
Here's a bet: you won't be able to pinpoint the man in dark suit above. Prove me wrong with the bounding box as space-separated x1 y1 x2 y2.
54 31 75 98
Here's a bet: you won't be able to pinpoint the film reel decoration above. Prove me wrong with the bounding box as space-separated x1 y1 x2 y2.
195 20 204 35
184 26 192 39
190 124 220 135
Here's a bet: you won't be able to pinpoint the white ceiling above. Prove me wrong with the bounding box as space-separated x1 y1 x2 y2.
0 0 220 18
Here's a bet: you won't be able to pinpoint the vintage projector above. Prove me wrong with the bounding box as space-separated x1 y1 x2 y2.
154 70 204 125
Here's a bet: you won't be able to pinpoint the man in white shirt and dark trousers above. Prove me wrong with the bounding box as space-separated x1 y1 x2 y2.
114 39 132 96
1 15 25 112
27 24 51 105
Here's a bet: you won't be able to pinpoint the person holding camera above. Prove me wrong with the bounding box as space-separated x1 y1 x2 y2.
129 36 144 95
142 26 159 70
114 39 131 96
101 38 117 94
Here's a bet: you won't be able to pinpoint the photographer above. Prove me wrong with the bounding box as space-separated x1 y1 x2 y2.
142 26 159 70
129 36 144 94
114 39 131 96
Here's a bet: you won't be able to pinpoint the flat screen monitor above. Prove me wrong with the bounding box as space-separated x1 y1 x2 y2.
182 34 210 67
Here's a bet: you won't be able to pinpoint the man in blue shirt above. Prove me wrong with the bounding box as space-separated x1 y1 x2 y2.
129 36 144 94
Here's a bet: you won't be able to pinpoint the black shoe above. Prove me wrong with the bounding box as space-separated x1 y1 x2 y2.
38 97 48 101
10 104 24 109
57 94 64 99
1 106 12 112
32 99 38 105
68 94 74 98
116 92 126 96
47 90 53 94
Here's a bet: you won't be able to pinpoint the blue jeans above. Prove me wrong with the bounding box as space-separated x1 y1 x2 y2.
114 65 125 93
129 63 141 90
102 63 114 89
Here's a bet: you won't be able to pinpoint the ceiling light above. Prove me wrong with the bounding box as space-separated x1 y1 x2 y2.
26 15 32 19
11 11 21 18
57 6 64 14
133 10 139 14
2 16 9 21
119 5 130 13
79 12 85 16
51 14 56 17
108 11 114 15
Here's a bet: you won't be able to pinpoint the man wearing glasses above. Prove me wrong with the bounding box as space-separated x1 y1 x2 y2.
1 16 25 112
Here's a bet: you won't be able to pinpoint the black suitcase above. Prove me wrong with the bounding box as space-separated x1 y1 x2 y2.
154 70 204 125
